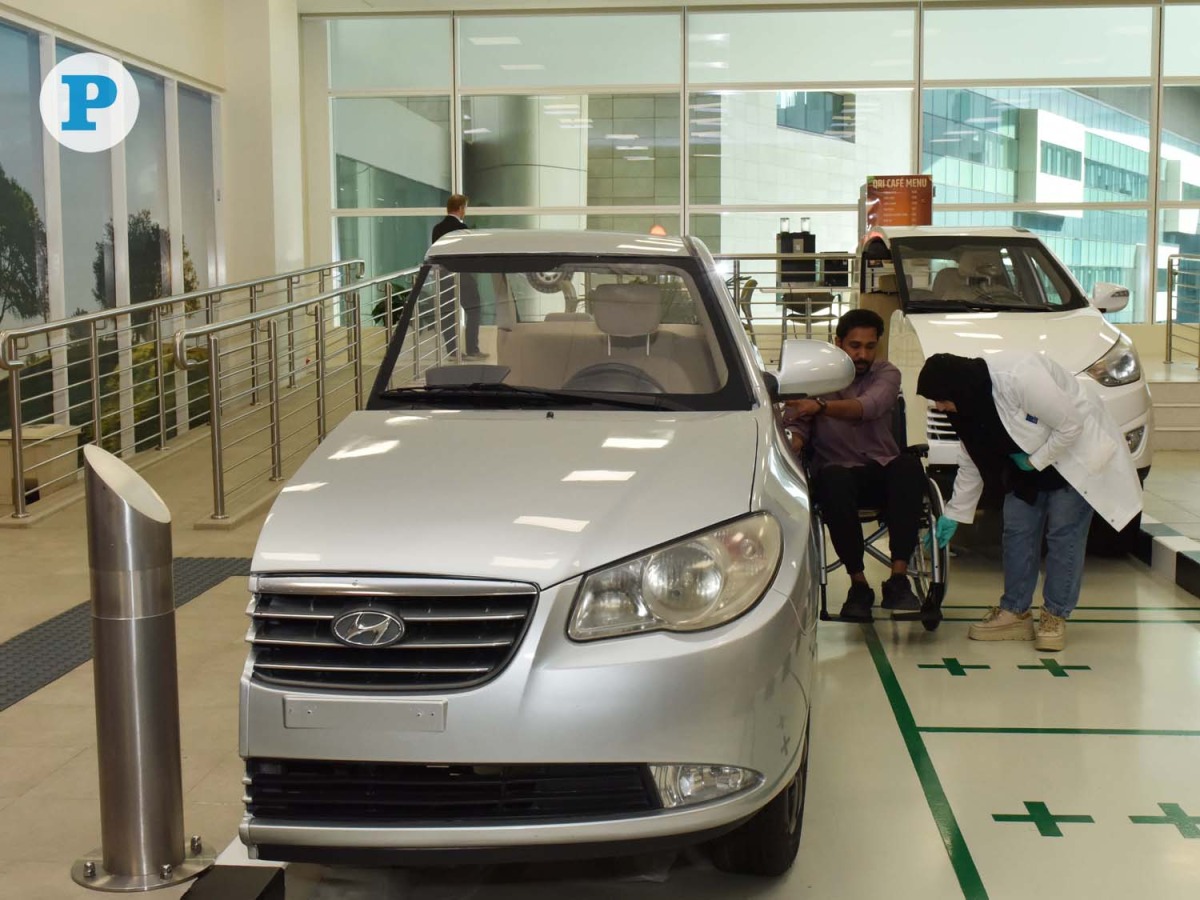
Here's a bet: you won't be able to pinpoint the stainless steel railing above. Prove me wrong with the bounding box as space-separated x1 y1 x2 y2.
714 251 858 366
0 261 363 518
174 265 449 521
1165 253 1200 368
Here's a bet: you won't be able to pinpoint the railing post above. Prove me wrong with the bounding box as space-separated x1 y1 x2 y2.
352 291 365 409
249 285 262 406
286 276 297 388
384 281 394 338
6 360 27 518
266 321 283 481
206 335 227 520
154 306 168 450
1166 256 1175 364
89 321 103 451
318 269 327 295
71 446 213 891
314 305 327 442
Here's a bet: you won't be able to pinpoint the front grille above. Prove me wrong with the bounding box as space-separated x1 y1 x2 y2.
245 758 660 823
925 409 958 442
248 576 537 691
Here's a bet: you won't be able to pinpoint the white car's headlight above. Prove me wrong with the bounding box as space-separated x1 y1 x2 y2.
1087 334 1141 387
568 513 783 641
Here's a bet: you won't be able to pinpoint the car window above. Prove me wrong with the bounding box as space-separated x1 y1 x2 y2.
893 238 1088 312
371 256 751 412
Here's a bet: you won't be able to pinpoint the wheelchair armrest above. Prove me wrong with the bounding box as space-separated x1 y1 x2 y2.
904 443 929 457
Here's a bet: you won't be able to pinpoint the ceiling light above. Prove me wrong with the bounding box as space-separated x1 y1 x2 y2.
616 145 649 151
463 127 491 135
469 36 522 46
500 63 545 71
562 470 635 482
624 156 654 161
605 133 638 140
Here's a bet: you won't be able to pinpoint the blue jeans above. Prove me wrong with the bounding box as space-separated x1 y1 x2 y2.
1000 485 1093 619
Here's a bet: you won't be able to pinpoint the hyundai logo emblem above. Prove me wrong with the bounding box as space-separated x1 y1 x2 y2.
331 609 406 647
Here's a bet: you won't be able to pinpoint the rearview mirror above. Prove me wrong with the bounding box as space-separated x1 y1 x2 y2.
773 339 854 401
1091 282 1129 314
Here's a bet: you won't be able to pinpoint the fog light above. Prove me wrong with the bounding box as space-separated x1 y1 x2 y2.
1125 426 1145 454
649 764 762 809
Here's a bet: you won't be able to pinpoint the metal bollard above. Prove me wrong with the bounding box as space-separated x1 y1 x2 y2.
71 446 214 891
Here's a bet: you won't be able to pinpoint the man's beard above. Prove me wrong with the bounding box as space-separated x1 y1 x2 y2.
854 359 873 374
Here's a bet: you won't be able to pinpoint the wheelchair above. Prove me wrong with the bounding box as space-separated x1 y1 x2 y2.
805 396 950 631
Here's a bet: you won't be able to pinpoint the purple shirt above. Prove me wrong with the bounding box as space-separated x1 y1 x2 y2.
786 360 901 471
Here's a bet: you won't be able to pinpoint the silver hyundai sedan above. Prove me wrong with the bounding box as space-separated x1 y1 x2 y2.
239 230 853 876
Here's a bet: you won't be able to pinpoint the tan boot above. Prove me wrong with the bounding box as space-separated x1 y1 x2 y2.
1036 610 1067 651
968 606 1035 642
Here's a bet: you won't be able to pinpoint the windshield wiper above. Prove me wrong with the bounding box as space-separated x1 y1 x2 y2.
378 383 687 411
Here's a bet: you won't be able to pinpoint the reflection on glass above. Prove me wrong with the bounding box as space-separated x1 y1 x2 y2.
179 86 217 288
329 17 452 91
461 94 679 208
689 90 911 207
336 215 444 279
333 98 452 209
125 71 176 303
0 22 48 329
932 208 1148 324
1157 208 1200 324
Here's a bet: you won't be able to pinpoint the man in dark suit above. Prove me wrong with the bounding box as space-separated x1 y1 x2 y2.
431 194 485 359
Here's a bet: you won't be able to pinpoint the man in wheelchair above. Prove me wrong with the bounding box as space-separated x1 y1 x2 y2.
783 309 925 622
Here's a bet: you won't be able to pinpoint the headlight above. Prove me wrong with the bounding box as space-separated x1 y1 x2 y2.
1086 334 1141 387
568 513 783 641
651 764 762 809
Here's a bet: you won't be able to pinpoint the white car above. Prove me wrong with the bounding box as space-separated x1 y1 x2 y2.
859 226 1153 546
238 230 855 875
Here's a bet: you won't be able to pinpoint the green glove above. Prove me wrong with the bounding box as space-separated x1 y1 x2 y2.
1009 452 1035 471
923 515 958 550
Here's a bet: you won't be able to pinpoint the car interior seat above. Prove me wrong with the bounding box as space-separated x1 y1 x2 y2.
856 273 907 361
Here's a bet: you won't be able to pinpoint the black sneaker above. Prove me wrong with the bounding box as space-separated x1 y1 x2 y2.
839 582 875 622
881 574 920 611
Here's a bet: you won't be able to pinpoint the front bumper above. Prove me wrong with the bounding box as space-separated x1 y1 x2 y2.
239 579 811 856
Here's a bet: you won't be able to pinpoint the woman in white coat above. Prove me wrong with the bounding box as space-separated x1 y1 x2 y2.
916 351 1142 651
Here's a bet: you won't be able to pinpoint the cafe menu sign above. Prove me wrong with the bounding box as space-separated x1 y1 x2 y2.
865 175 934 227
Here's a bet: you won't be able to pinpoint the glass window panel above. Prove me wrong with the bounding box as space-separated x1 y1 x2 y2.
57 44 113 316
1158 208 1200 324
462 94 680 208
458 14 680 89
1160 86 1200 201
471 213 677 235
333 97 452 209
932 208 1148 324
329 17 451 90
923 7 1152 81
125 71 171 303
688 10 914 84
336 215 444 279
689 90 911 207
0 21 47 329
923 87 1150 205
179 86 217 289
1165 6 1200 78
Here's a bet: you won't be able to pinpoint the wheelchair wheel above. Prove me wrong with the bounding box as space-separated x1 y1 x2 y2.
909 475 949 632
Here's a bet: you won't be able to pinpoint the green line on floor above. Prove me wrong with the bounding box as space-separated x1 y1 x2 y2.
919 658 991 676
1018 658 1091 677
917 727 1200 737
1129 803 1200 838
864 626 988 899
993 801 1094 837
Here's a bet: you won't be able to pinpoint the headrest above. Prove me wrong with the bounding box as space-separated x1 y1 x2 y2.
957 248 1004 279
876 273 911 293
543 312 594 322
591 284 662 337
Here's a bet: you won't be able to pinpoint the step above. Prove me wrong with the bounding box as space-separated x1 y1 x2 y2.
1152 427 1200 451
1151 403 1200 428
1148 379 1200 405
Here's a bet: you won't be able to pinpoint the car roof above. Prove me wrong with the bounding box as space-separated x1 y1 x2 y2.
425 229 693 261
866 225 1036 245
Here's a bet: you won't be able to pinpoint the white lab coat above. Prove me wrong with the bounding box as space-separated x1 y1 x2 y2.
941 351 1142 530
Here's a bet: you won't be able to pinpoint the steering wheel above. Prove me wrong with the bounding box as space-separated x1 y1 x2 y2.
563 362 666 394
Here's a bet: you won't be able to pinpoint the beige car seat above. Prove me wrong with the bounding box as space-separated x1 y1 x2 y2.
575 283 694 393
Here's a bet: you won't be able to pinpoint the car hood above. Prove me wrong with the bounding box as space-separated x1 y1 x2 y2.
905 308 1120 375
252 409 758 588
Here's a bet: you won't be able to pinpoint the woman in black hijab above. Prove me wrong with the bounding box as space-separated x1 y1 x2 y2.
917 353 1087 651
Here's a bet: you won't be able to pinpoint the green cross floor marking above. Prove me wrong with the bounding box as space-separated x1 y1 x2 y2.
1018 658 1091 678
993 801 1095 837
1130 803 1200 838
863 626 988 898
919 658 991 676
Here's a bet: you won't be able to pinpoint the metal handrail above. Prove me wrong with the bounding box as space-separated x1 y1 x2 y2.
1165 252 1200 368
174 265 424 520
0 259 364 518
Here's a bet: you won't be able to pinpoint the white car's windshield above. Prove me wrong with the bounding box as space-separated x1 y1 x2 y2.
369 255 753 411
893 237 1089 313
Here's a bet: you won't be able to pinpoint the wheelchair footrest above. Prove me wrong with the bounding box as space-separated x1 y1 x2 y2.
820 610 873 624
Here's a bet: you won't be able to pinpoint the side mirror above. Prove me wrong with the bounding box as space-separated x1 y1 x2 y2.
1091 282 1129 314
772 339 855 401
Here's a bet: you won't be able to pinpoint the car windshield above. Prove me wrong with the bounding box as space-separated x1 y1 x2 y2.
890 237 1089 313
369 254 752 412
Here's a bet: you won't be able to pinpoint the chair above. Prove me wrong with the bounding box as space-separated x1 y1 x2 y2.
737 278 759 345
806 396 950 630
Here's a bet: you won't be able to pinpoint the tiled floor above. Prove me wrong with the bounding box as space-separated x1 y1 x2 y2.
1 446 1199 898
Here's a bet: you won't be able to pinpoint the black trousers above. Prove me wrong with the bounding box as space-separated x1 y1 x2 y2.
813 455 925 576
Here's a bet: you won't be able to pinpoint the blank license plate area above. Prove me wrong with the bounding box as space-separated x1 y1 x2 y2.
284 696 446 732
